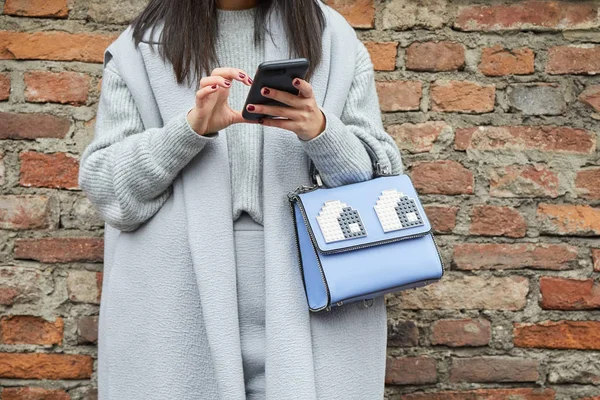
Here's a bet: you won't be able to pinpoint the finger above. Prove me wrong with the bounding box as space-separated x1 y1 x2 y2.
259 86 303 107
199 75 232 89
195 84 220 111
245 103 302 120
209 67 252 86
292 78 313 99
257 117 297 131
230 110 262 125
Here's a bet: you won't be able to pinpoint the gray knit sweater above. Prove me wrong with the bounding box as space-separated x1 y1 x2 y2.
80 7 399 231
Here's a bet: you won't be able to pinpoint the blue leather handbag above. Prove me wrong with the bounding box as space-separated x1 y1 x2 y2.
287 147 445 312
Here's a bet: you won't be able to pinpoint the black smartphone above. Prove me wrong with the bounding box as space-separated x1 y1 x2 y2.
242 58 310 120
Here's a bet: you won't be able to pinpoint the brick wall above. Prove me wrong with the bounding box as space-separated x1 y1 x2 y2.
0 0 598 399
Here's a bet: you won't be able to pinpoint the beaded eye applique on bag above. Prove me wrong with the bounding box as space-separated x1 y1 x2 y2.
315 190 424 243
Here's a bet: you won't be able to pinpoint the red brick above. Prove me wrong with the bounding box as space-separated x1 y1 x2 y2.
24 71 89 105
387 121 447 153
1 387 70 400
15 237 104 263
396 275 529 311
455 2 599 31
450 356 539 383
537 203 600 236
431 318 491 347
455 126 596 154
0 112 70 139
546 46 600 75
479 46 535 76
0 353 92 379
469 205 527 238
0 73 10 101
385 356 437 385
410 160 473 195
406 41 465 72
4 0 68 18
576 168 600 200
0 195 56 230
579 84 600 112
77 316 98 344
0 267 43 306
490 165 560 198
376 80 422 111
363 41 397 71
19 151 79 189
453 243 578 271
0 316 63 345
424 205 458 233
514 320 600 350
67 270 102 304
593 248 600 272
387 320 418 347
540 277 600 310
0 31 117 63
401 388 556 400
431 81 495 113
324 0 374 28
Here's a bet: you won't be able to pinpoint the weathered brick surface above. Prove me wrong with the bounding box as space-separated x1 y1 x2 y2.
514 321 600 350
3 0 600 397
1 387 70 400
0 112 70 139
0 73 10 101
4 0 69 18
0 316 64 345
546 46 600 75
15 237 104 263
376 80 422 111
469 205 527 238
430 81 495 113
540 277 600 310
455 126 596 154
453 243 578 270
431 318 491 347
410 160 473 195
455 2 599 31
24 71 90 105
479 46 535 76
406 41 464 72
386 356 437 385
19 151 80 189
450 356 539 383
0 353 93 379
387 122 448 153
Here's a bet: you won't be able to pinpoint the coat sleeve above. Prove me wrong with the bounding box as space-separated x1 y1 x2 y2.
298 38 404 187
78 59 218 232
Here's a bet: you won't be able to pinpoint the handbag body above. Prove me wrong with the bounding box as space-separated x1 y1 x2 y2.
288 158 445 312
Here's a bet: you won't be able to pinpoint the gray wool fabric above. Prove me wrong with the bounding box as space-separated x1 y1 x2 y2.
79 2 404 399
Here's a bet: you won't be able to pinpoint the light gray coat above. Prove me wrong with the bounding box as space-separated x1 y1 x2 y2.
89 2 404 399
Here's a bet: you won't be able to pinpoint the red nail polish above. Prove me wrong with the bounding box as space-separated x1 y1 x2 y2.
248 77 253 84
258 118 264 124
293 79 300 86
263 88 270 95
239 73 245 78
247 105 255 111
224 80 231 86
211 84 217 89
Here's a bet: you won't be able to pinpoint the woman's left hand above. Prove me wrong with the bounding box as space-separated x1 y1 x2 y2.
244 78 326 141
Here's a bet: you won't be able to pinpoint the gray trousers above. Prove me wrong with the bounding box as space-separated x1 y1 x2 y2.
233 211 266 399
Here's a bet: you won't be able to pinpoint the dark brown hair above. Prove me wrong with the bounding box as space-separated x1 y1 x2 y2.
130 0 326 87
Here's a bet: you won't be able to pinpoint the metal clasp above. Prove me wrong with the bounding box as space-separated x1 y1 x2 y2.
314 173 323 187
361 298 374 308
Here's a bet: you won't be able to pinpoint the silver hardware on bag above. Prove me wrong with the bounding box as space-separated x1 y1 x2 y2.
362 298 374 308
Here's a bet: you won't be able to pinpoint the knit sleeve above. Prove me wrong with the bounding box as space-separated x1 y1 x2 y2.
298 39 404 187
78 58 218 232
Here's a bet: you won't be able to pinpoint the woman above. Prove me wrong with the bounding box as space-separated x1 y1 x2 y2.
79 0 404 399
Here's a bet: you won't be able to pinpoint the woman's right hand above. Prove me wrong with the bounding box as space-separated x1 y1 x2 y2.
186 67 259 136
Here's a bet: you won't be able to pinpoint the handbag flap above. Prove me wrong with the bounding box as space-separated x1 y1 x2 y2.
295 174 431 254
